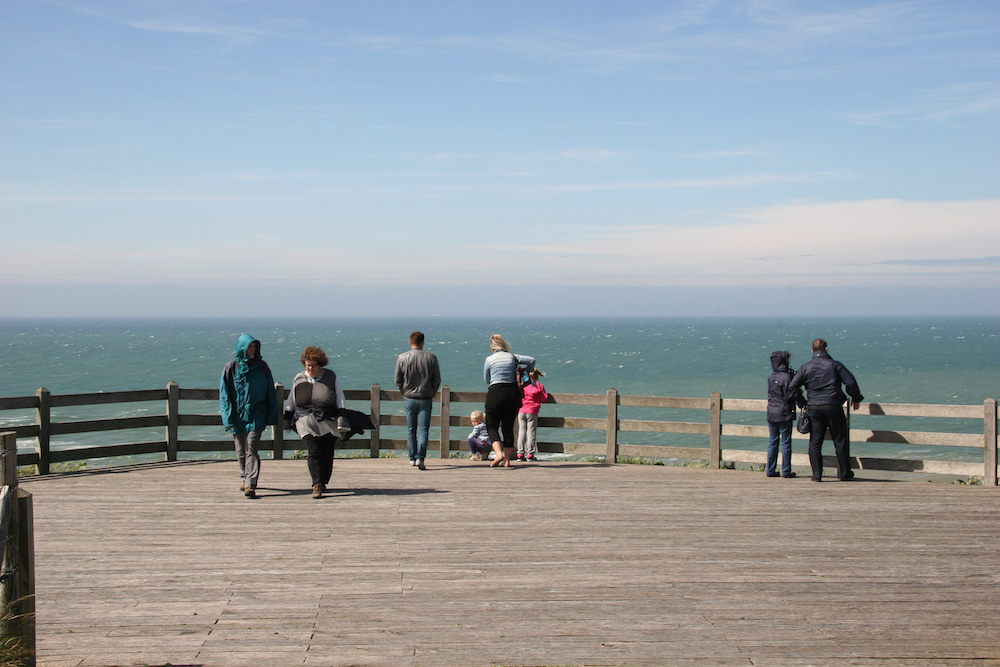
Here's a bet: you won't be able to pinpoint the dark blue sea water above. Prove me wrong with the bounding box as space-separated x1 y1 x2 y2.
1 317 997 462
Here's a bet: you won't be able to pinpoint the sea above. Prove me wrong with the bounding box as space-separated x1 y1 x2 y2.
0 317 997 465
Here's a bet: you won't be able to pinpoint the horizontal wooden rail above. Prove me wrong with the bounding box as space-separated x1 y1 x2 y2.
0 384 995 485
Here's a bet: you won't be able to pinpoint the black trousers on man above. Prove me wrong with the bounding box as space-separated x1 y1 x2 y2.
806 403 853 481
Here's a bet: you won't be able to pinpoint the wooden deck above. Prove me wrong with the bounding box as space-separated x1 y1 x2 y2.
19 458 1000 667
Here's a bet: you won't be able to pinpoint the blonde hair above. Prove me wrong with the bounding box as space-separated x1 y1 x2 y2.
529 369 545 381
490 334 509 352
470 410 485 421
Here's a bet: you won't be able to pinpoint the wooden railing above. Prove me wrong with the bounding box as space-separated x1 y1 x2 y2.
0 384 996 484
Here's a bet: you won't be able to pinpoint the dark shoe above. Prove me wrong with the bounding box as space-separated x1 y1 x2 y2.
811 477 822 482
766 472 781 477
526 455 537 462
312 483 323 499
840 471 855 481
244 487 256 499
783 472 797 478
417 459 426 470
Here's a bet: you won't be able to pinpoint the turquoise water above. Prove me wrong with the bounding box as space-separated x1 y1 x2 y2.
1 317 997 462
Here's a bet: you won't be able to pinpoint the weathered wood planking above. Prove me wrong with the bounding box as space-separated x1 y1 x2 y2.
20 458 1000 667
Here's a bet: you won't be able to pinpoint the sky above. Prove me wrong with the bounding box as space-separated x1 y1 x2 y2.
1 0 998 318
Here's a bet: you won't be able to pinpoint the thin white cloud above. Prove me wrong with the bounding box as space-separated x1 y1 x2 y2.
4 200 998 292
846 82 1000 126
481 74 541 84
54 1 270 48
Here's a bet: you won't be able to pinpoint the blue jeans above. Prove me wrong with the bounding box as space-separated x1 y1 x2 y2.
766 420 793 476
404 397 433 461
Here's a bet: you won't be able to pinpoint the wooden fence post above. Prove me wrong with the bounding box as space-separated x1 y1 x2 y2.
0 431 34 663
606 389 618 464
34 388 50 476
710 392 722 469
273 383 284 460
985 398 998 486
166 382 179 462
439 385 450 460
370 384 381 458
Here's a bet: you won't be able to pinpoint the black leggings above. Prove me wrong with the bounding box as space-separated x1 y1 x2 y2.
302 432 336 485
485 383 521 449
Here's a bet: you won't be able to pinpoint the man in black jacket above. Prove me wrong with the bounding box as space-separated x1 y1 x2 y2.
787 339 864 482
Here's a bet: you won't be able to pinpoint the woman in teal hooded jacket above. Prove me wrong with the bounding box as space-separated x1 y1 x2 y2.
220 333 279 498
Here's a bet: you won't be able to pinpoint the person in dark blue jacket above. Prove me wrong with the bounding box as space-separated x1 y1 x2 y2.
787 339 864 482
220 334 280 498
766 351 805 478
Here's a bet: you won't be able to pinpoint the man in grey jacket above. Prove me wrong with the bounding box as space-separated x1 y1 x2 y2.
394 331 441 469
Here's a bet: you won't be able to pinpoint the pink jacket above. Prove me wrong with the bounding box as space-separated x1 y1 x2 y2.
519 382 549 415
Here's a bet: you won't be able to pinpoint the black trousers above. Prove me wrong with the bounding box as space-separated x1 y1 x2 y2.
302 433 336 486
807 403 851 480
485 383 520 449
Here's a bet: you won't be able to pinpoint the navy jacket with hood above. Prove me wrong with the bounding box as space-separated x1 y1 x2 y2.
766 351 805 423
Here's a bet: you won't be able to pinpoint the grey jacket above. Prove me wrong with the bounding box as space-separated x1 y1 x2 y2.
394 348 441 399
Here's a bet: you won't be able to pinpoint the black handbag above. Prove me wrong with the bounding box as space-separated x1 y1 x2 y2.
796 407 811 434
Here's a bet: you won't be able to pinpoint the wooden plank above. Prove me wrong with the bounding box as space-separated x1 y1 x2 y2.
620 395 713 409
861 402 982 418
48 441 166 462
49 415 167 435
537 416 606 430
177 387 217 401
620 419 711 435
178 414 223 427
19 459 1000 667
851 429 982 448
1 425 38 439
619 444 710 460
723 423 770 438
722 449 983 476
0 396 36 411
546 392 607 406
49 389 167 407
721 398 767 412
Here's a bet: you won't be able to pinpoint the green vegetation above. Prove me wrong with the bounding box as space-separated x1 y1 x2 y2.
0 606 33 667
17 460 88 477
616 455 665 466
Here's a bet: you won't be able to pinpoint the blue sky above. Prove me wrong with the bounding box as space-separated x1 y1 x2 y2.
1 0 998 317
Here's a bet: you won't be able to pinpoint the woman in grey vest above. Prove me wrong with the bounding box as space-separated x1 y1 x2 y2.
286 346 348 498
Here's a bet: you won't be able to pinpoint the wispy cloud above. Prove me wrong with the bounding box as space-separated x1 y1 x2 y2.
875 256 1000 267
846 82 1000 126
6 199 997 290
57 2 270 48
480 74 541 84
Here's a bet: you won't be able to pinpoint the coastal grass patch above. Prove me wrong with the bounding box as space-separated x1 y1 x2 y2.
0 605 33 667
17 460 88 477
616 455 665 466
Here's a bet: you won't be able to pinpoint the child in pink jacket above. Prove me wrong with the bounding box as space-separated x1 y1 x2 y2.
516 369 548 462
